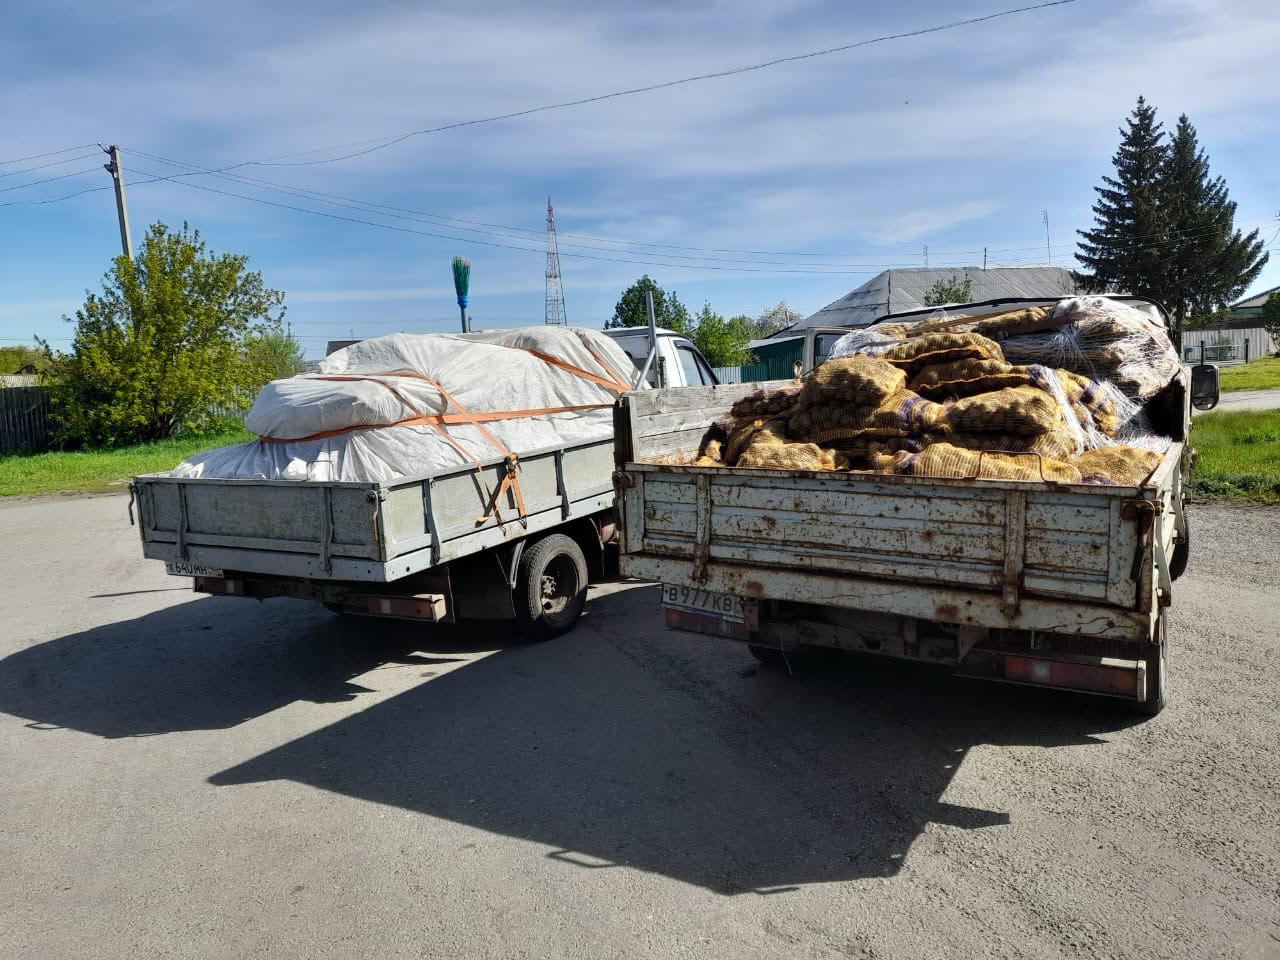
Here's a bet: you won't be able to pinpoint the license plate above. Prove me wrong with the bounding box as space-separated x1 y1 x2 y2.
662 584 745 622
165 561 224 578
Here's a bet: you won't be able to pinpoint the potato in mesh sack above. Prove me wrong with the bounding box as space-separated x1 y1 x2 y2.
878 331 1005 374
942 428 1080 461
798 355 906 406
909 358 1039 400
736 440 847 471
693 438 724 467
729 381 802 419
881 442 1082 484
1076 446 1163 486
946 385 1064 437
1049 368 1121 437
723 417 788 463
788 389 946 439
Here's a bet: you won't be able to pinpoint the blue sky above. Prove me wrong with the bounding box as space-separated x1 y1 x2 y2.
3 0 1277 358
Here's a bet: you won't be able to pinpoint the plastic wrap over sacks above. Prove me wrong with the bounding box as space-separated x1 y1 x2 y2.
172 327 637 482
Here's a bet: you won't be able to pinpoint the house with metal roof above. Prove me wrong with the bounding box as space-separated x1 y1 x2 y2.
793 265 1080 331
1229 284 1280 322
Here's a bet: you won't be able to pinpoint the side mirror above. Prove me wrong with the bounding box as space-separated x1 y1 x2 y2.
1190 363 1219 411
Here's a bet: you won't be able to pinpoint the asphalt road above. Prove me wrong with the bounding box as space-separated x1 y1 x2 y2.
1 494 1278 960
1196 388 1280 414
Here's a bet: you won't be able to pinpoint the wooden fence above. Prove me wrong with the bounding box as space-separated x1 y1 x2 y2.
0 386 52 453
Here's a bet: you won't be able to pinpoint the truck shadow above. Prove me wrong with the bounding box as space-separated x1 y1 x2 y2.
206 584 1145 895
0 596 523 738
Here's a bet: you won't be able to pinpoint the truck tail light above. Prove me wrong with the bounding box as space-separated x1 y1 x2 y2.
1003 655 1141 699
193 576 245 596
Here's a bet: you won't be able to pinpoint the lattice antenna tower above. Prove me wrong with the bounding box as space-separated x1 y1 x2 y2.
545 196 567 325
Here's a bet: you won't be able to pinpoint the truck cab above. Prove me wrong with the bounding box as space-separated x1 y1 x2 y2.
602 327 719 388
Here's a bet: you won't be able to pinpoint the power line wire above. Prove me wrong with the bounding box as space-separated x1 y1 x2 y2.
242 1 1081 168
0 144 98 167
0 166 103 194
126 165 889 274
0 150 103 180
128 148 1274 268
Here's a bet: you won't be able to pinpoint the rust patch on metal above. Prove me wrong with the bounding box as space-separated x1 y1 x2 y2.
921 530 934 542
744 580 765 596
935 603 960 621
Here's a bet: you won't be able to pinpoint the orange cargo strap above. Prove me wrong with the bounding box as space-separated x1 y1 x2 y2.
260 372 560 526
493 344 632 393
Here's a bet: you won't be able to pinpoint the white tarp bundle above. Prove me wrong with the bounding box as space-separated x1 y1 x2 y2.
173 326 638 483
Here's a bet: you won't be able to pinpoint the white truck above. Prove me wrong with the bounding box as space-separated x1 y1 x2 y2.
131 326 716 639
613 297 1212 714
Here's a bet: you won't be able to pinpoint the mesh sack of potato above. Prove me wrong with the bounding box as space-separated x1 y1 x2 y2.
1044 368 1122 438
909 358 1040 400
722 417 789 463
736 440 847 471
1076 446 1164 486
788 389 947 440
995 297 1182 401
945 385 1064 437
942 428 1080 461
729 381 802 419
876 332 1005 373
798 354 907 406
884 442 1082 483
693 438 724 466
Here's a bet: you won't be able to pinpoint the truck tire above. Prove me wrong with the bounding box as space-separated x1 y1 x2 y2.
1134 613 1168 716
513 533 588 640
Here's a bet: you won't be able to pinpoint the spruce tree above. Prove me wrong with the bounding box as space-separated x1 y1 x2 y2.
1076 98 1269 348
1076 97 1168 302
1161 114 1267 338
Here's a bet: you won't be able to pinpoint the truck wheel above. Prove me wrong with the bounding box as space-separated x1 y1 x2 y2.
513 533 588 640
1169 518 1189 581
1134 614 1168 716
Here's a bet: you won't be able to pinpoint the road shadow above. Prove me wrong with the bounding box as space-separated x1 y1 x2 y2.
0 595 525 738
210 584 1144 895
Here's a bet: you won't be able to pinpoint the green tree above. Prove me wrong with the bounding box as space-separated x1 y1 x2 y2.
0 344 48 376
1160 114 1267 341
1075 96 1169 302
922 273 973 307
1261 292 1280 351
690 303 755 367
244 327 307 387
608 275 690 332
750 301 802 338
44 221 286 447
1075 98 1268 348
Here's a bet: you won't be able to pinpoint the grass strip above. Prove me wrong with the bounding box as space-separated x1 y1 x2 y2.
1216 355 1280 392
0 421 254 497
1190 408 1280 503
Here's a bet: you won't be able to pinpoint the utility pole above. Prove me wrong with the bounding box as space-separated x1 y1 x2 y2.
922 244 929 268
983 247 988 270
102 145 133 259
1042 210 1051 265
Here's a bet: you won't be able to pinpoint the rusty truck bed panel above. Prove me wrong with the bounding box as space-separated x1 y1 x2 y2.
624 464 1159 609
